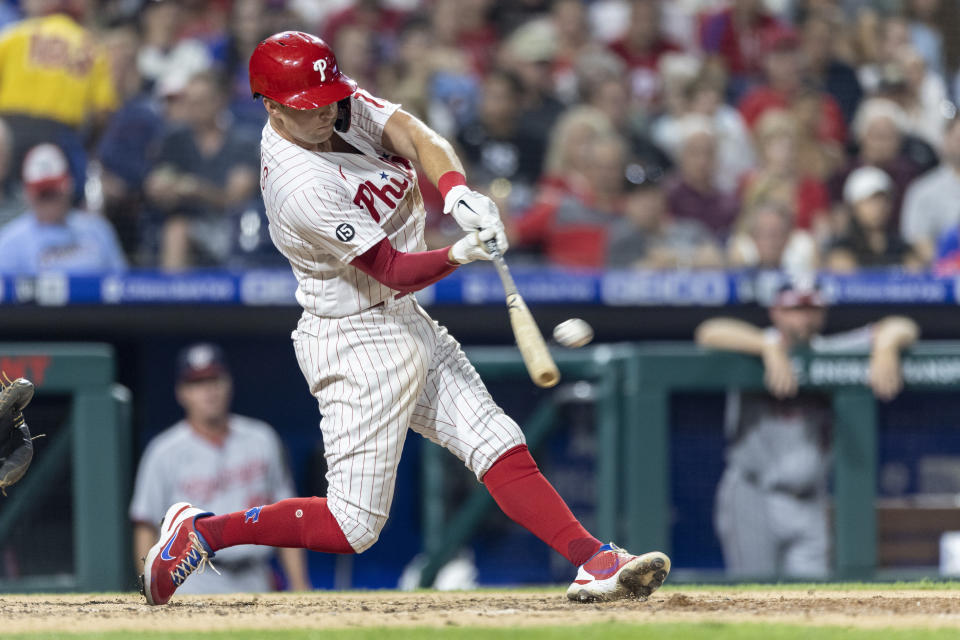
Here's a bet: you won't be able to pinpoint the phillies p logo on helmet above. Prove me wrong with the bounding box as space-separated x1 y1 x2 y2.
313 58 327 81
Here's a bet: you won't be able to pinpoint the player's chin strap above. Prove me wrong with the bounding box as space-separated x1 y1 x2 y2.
334 97 352 133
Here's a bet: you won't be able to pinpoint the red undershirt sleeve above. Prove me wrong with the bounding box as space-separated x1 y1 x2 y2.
350 237 458 293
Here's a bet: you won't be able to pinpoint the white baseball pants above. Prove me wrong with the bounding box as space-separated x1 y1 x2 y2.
293 295 526 552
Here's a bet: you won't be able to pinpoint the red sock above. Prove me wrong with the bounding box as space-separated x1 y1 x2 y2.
195 497 354 554
483 445 602 566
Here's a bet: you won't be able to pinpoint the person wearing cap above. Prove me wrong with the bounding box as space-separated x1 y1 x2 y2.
825 165 922 272
737 25 847 147
0 143 126 274
696 283 919 578
129 343 310 594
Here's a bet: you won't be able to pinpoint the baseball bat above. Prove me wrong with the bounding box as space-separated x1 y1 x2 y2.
485 239 560 388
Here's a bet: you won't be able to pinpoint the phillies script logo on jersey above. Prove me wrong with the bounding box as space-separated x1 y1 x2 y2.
353 174 411 222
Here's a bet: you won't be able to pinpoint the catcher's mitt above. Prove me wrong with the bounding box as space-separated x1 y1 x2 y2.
0 377 35 495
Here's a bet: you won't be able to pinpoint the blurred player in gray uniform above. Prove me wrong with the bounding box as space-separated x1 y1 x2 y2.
130 343 310 593
696 282 919 577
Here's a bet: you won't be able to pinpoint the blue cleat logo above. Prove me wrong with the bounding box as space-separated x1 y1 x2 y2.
160 523 182 561
243 506 263 524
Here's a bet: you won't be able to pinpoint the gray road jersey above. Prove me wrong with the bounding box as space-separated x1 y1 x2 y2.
724 326 873 494
129 414 296 566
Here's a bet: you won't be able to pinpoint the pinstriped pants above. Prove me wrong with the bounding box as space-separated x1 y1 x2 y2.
292 295 526 553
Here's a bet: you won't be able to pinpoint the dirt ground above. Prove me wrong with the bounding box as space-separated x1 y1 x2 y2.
3 589 960 634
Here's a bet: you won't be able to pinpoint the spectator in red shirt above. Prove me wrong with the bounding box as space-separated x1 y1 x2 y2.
537 106 617 206
663 115 739 238
739 110 830 240
608 0 683 112
738 27 847 147
511 134 628 267
698 0 782 97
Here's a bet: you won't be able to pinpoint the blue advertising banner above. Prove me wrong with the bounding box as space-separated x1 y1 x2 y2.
0 268 956 307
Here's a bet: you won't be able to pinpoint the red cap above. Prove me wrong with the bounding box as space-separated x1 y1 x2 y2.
23 143 70 196
249 31 357 110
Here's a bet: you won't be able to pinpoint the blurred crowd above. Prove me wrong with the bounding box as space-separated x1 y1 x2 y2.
3 0 960 274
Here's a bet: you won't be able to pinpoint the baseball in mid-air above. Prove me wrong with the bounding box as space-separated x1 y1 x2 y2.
553 318 594 348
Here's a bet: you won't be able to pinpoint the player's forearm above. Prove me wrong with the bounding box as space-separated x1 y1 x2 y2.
413 127 464 189
694 318 769 355
351 237 457 292
872 316 920 352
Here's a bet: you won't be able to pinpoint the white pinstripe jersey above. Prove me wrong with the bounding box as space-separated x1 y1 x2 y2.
260 89 427 321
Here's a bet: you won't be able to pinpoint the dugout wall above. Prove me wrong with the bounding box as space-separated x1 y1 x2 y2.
0 343 130 592
421 343 960 582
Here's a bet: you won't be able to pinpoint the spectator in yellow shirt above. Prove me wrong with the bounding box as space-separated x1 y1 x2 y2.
0 0 117 197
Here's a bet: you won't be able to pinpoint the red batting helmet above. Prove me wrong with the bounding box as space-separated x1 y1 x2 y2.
249 31 357 110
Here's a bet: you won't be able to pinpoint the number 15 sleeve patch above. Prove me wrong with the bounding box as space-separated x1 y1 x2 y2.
281 185 386 264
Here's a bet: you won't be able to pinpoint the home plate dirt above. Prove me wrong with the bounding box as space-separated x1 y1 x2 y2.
3 590 960 633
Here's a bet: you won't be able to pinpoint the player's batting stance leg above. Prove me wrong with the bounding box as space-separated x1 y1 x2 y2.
141 299 669 605
140 30 668 605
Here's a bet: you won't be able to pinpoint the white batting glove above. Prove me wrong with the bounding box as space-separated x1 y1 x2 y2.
443 185 502 232
449 226 510 264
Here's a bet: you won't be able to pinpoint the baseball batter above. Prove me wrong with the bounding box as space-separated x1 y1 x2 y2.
141 31 670 605
696 282 919 577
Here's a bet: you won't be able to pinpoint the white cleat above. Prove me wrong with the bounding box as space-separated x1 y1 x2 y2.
566 543 670 602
